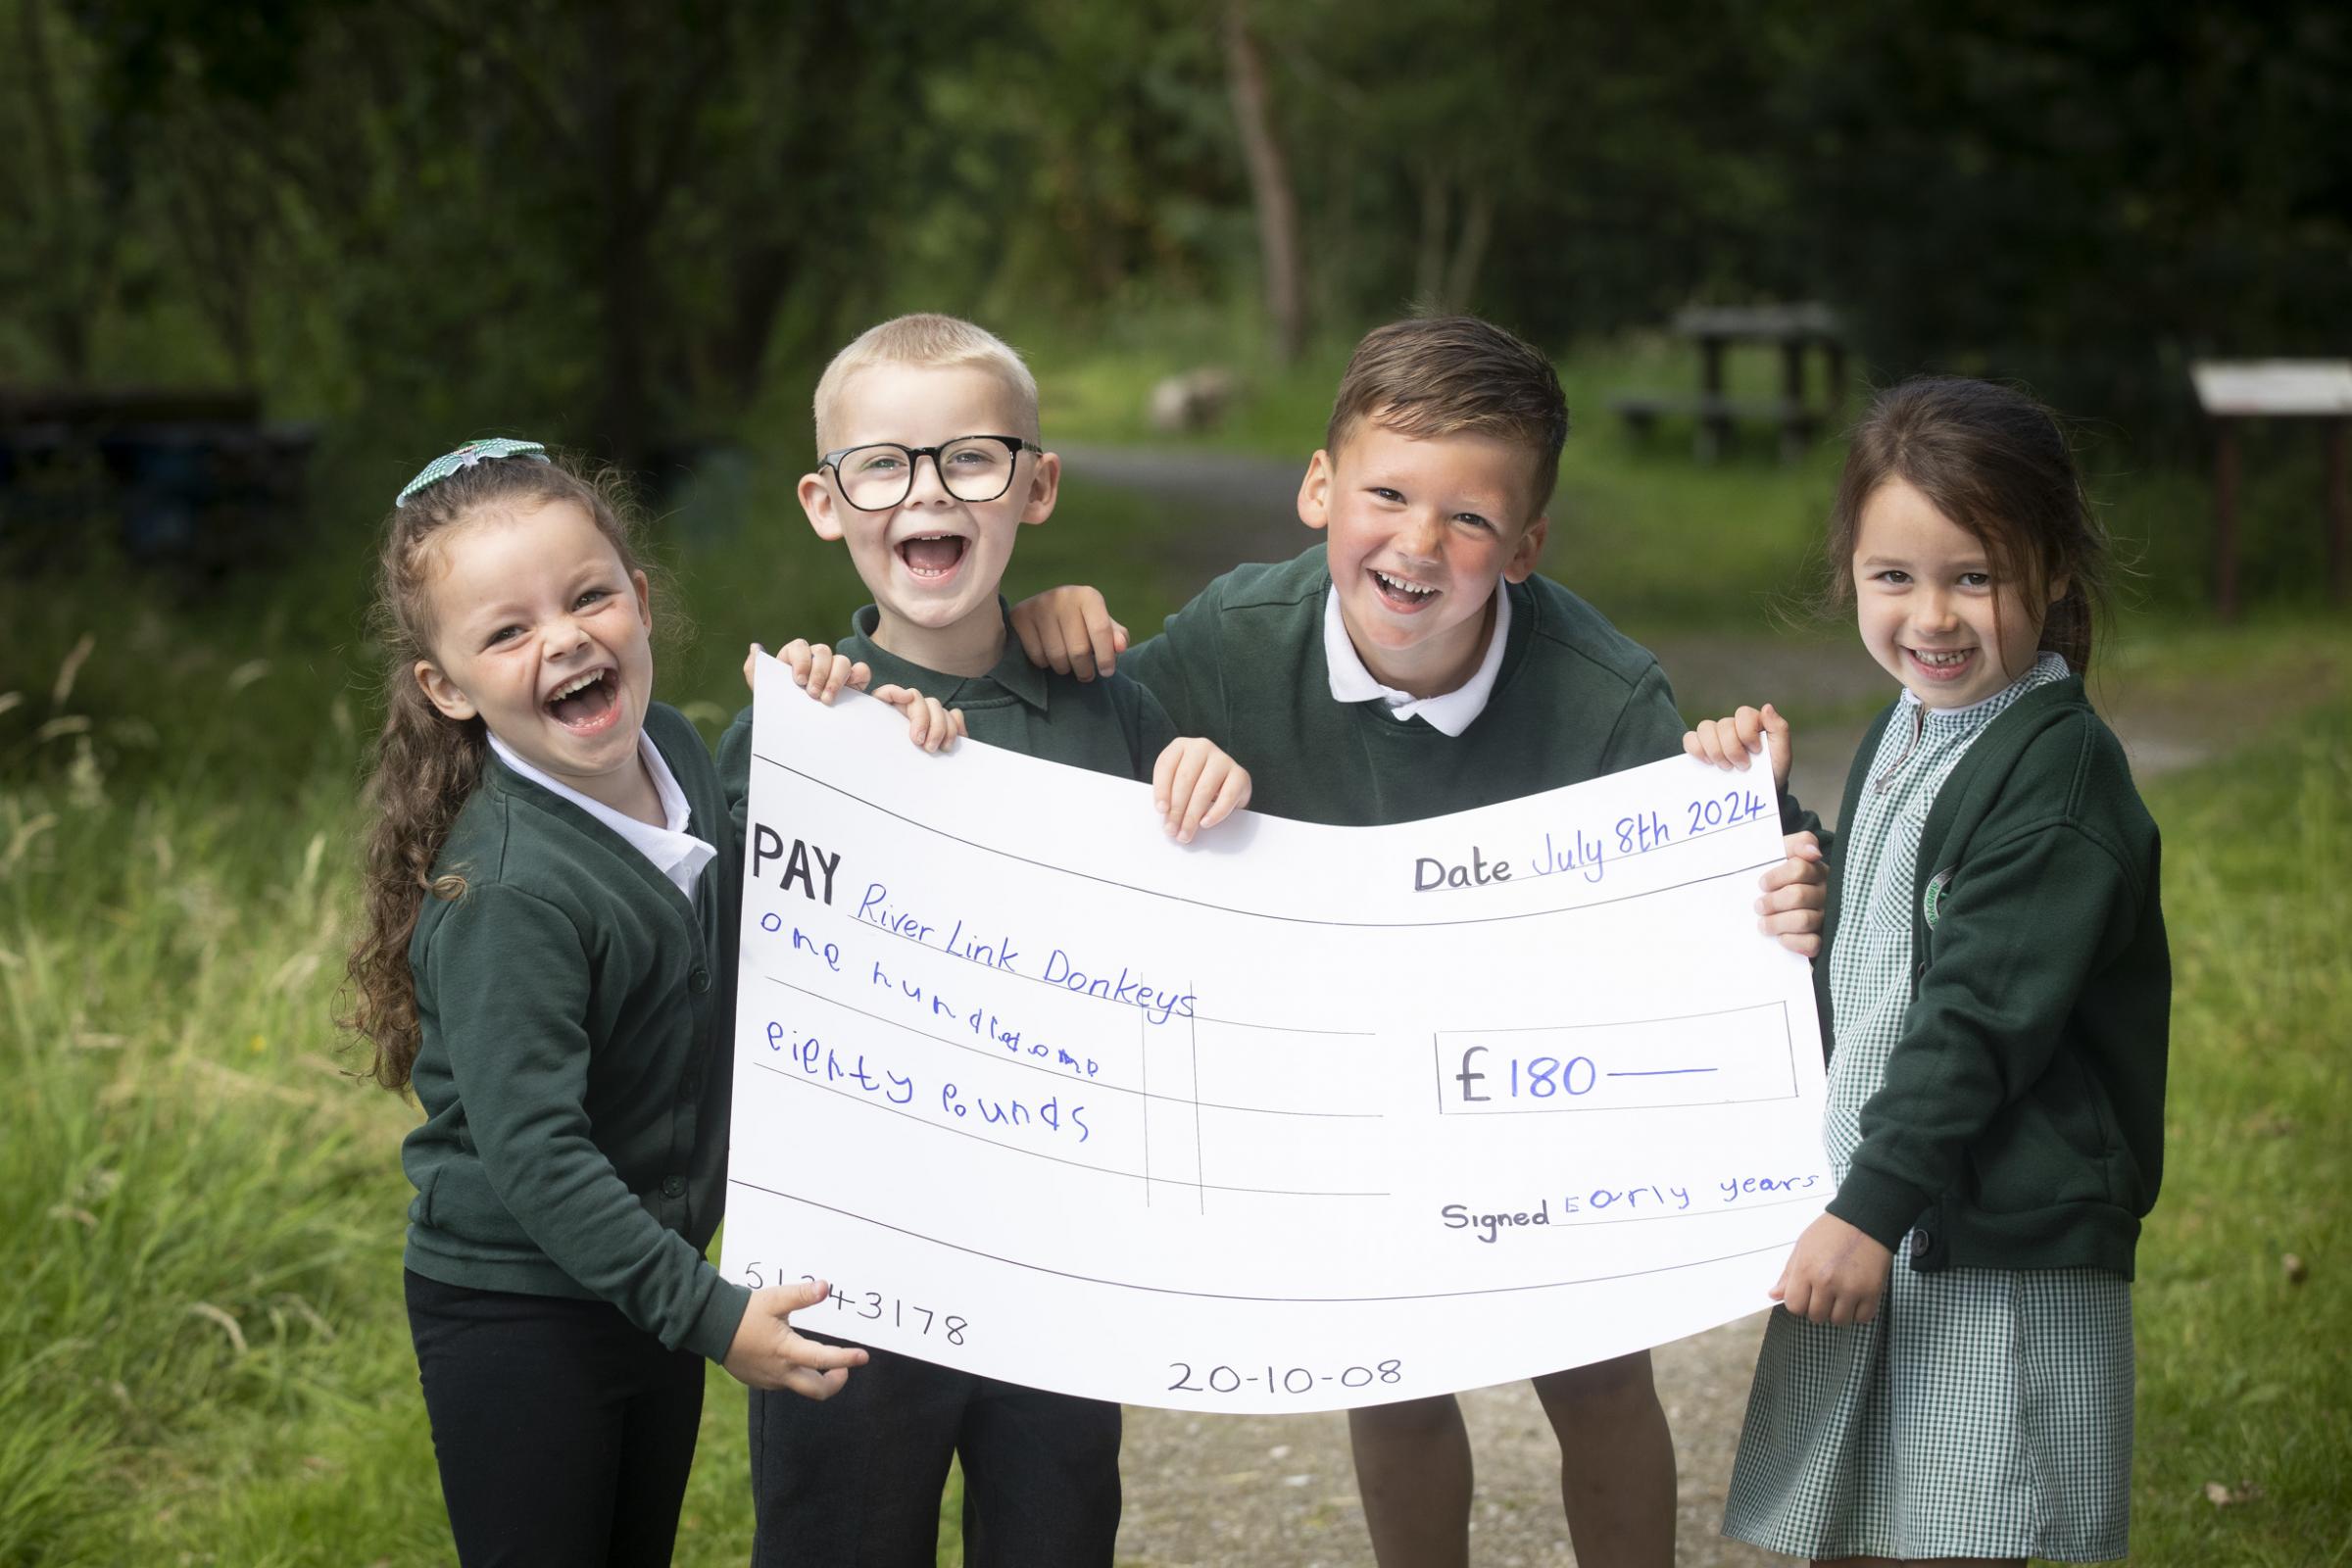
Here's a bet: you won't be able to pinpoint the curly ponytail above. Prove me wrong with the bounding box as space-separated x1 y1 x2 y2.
341 451 652 1092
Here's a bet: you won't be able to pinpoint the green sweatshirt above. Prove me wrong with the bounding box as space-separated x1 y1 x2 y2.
402 703 752 1364
719 602 1180 819
1113 545 1687 825
1794 679 2170 1276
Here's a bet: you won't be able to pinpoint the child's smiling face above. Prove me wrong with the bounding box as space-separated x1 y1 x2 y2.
1300 418 1548 699
413 497 655 809
1852 476 2063 709
800 362 1058 675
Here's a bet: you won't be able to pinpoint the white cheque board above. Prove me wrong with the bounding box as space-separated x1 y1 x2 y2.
720 660 1830 1413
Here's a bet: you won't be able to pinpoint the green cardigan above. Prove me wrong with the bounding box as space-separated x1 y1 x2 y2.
401 703 752 1363
1116 545 1687 825
1794 678 2170 1277
719 602 1179 830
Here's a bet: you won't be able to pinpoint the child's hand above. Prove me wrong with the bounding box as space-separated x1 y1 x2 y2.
1757 831 1826 956
722 1279 869 1396
1009 586 1126 681
1683 702 1792 796
1770 1212 1893 1325
745 640 872 704
1152 737 1251 843
870 685 967 753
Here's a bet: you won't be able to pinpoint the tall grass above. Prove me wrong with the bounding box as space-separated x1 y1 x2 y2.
0 469 1174 1565
0 584 442 1559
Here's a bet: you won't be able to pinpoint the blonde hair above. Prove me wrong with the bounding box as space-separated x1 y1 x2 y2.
811 313 1042 455
1326 316 1569 514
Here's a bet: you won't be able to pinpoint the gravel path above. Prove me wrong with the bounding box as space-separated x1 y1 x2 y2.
1117 1322 1776 1567
1063 443 2231 1565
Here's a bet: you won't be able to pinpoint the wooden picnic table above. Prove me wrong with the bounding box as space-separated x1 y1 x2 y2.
1609 302 1847 464
2188 360 2352 616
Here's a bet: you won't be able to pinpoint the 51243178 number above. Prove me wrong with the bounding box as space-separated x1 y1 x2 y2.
737 1263 969 1347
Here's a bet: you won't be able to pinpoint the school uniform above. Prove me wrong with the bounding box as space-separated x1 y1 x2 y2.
1113 542 1688 824
402 704 746 1568
1087 547 1689 1486
1725 657 2169 1561
718 602 1174 1568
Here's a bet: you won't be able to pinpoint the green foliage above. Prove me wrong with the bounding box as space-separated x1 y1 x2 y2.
24 0 961 462
1779 3 2352 445
11 0 2345 480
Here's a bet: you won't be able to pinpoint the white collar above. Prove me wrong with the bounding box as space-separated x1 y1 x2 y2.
488 730 715 900
1322 582 1511 738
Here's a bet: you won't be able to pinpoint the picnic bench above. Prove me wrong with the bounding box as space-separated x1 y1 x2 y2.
2189 361 2352 617
0 387 318 575
1609 303 1847 464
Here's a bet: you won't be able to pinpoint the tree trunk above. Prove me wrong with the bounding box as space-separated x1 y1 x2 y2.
18 0 96 376
1443 187 1494 316
1222 0 1304 365
1414 165 1448 311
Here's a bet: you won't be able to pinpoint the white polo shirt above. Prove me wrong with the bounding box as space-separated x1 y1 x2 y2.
1321 583 1512 738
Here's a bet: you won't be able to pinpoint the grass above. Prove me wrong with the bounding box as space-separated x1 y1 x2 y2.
2127 701 2352 1564
3 349 2347 1562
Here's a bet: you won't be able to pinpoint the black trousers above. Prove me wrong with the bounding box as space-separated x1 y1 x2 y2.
748 1337 1121 1568
405 1269 706 1568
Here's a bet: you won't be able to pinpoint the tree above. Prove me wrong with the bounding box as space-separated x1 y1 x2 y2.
1224 0 1305 362
69 0 937 466
1777 0 2352 439
0 0 126 379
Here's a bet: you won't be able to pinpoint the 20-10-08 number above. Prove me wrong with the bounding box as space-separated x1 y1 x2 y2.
1169 1359 1402 1395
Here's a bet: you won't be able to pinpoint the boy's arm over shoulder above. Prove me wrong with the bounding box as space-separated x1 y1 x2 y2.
1118 583 1226 739
1114 672 1182 776
1131 551 1330 741
1017 549 1326 744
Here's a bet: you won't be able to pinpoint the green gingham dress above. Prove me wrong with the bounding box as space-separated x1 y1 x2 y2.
1723 655 2133 1563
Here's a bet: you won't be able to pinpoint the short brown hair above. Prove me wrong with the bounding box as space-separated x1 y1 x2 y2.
1325 317 1569 514
811 313 1040 456
1828 376 2110 673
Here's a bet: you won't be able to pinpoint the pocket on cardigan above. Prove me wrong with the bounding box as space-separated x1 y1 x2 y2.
408 1162 444 1230
1964 1094 2110 1215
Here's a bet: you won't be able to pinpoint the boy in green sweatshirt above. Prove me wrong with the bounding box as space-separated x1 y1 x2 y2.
1005 315 1828 1568
720 313 1249 1568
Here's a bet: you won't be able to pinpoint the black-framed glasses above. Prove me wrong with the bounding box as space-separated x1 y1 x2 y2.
820 435 1041 512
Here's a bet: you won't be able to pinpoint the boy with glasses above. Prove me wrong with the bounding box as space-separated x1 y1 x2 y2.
720 313 1250 1567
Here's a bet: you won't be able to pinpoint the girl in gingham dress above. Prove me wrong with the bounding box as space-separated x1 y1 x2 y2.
1686 377 2169 1564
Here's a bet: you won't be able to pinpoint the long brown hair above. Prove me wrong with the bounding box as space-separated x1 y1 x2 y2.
1828 376 2110 673
342 452 656 1093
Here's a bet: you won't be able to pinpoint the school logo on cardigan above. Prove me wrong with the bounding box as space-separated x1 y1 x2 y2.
1923 866 1954 928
